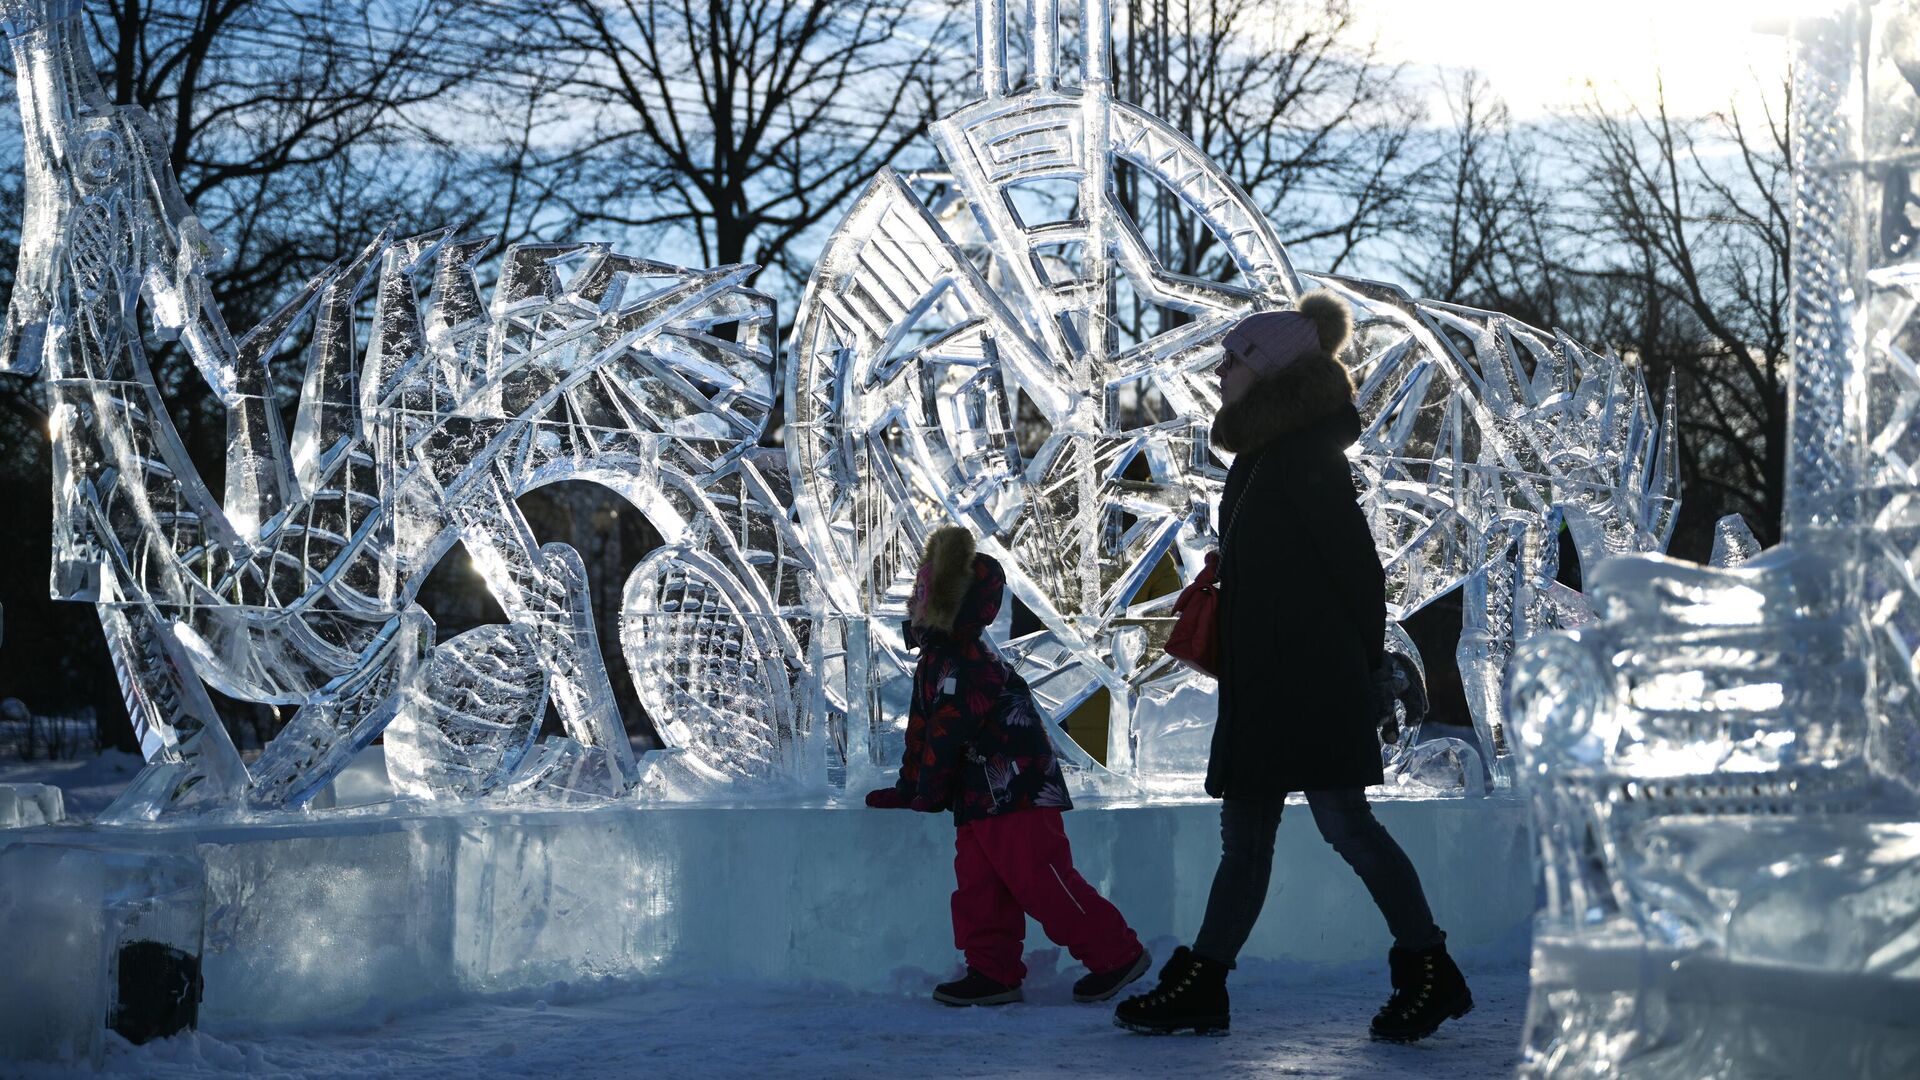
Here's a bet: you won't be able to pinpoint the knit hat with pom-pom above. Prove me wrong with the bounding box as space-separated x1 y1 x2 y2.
1221 290 1353 377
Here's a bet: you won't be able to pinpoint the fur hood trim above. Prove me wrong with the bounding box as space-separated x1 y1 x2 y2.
1210 351 1357 454
911 526 977 634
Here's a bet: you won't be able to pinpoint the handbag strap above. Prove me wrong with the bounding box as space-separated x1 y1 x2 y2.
1219 455 1266 557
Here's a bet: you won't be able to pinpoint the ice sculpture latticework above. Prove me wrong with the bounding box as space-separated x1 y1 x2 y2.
4 0 1678 812
1504 3 1920 1075
790 0 1676 788
383 624 548 801
0 0 832 816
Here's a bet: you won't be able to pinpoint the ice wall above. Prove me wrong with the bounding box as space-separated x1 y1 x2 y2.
0 843 204 1063
0 796 1530 1055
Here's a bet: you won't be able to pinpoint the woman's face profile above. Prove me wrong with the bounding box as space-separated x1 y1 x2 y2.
1218 347 1259 406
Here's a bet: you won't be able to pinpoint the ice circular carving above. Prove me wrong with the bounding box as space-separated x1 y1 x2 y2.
384 623 548 800
621 548 798 782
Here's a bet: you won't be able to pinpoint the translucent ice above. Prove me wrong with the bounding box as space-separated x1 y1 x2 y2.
1507 549 1914 1076
0 784 63 827
2 797 1536 1048
621 558 805 787
1503 6 1920 1073
504 736 628 804
5 0 1677 808
1 0 810 814
0 843 205 1065
1709 514 1762 568
1386 738 1487 798
788 0 1674 789
384 625 548 800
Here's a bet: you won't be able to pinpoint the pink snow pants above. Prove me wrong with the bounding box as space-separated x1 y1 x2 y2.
950 808 1143 986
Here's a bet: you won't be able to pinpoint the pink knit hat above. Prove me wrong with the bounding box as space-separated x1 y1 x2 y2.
1221 291 1354 377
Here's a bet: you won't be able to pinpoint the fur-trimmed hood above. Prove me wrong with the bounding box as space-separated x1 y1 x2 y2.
1210 351 1357 454
909 526 1003 639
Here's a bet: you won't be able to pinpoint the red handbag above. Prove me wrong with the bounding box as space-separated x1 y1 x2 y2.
1165 551 1223 676
1165 458 1265 679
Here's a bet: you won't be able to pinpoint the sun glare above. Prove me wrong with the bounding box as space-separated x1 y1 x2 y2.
1359 0 1801 120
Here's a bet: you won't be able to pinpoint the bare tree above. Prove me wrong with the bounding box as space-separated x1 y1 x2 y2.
74 2 523 325
1554 79 1792 552
1115 0 1422 298
1403 71 1790 557
527 0 967 287
1397 73 1569 332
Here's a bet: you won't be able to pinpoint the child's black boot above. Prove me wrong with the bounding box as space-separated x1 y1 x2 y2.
1073 948 1151 1003
932 968 1023 1006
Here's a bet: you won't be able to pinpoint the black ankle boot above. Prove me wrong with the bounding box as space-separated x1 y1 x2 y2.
1369 943 1472 1042
1113 946 1230 1035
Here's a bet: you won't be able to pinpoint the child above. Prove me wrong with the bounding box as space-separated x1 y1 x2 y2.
864 526 1150 1006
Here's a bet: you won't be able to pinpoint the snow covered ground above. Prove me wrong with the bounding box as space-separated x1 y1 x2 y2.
0 749 145 820
13 947 1526 1079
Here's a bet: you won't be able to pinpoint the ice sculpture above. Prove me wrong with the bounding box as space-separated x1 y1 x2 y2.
383 625 548 800
1707 513 1762 569
789 0 1674 787
1384 738 1487 798
0 0 826 816
1 0 1679 812
1504 3 1920 1074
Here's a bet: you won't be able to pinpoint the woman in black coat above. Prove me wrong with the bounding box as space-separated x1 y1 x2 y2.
1116 291 1472 1042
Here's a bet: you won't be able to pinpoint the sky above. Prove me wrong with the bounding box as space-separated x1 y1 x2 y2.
1353 0 1796 121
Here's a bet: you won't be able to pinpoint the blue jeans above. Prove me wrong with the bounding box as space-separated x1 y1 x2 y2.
1191 790 1444 966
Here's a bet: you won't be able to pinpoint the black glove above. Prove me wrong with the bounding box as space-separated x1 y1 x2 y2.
864 787 910 809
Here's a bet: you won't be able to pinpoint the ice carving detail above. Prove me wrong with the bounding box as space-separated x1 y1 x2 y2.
5 0 1683 812
789 0 1677 787
0 0 816 815
1504 3 1920 1074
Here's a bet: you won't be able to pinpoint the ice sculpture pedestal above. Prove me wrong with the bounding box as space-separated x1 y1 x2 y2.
1522 811 1920 1077
1530 937 1920 1080
0 796 1529 1054
0 843 205 1063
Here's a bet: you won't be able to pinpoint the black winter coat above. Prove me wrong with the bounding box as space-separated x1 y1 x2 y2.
893 537 1074 825
1204 357 1386 798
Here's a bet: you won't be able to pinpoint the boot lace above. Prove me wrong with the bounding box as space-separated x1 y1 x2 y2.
1388 957 1436 1020
1141 958 1200 1007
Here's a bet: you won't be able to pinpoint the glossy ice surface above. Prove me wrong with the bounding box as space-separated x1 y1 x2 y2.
3 0 1673 814
790 0 1675 791
0 0 821 815
1504 4 1920 1074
